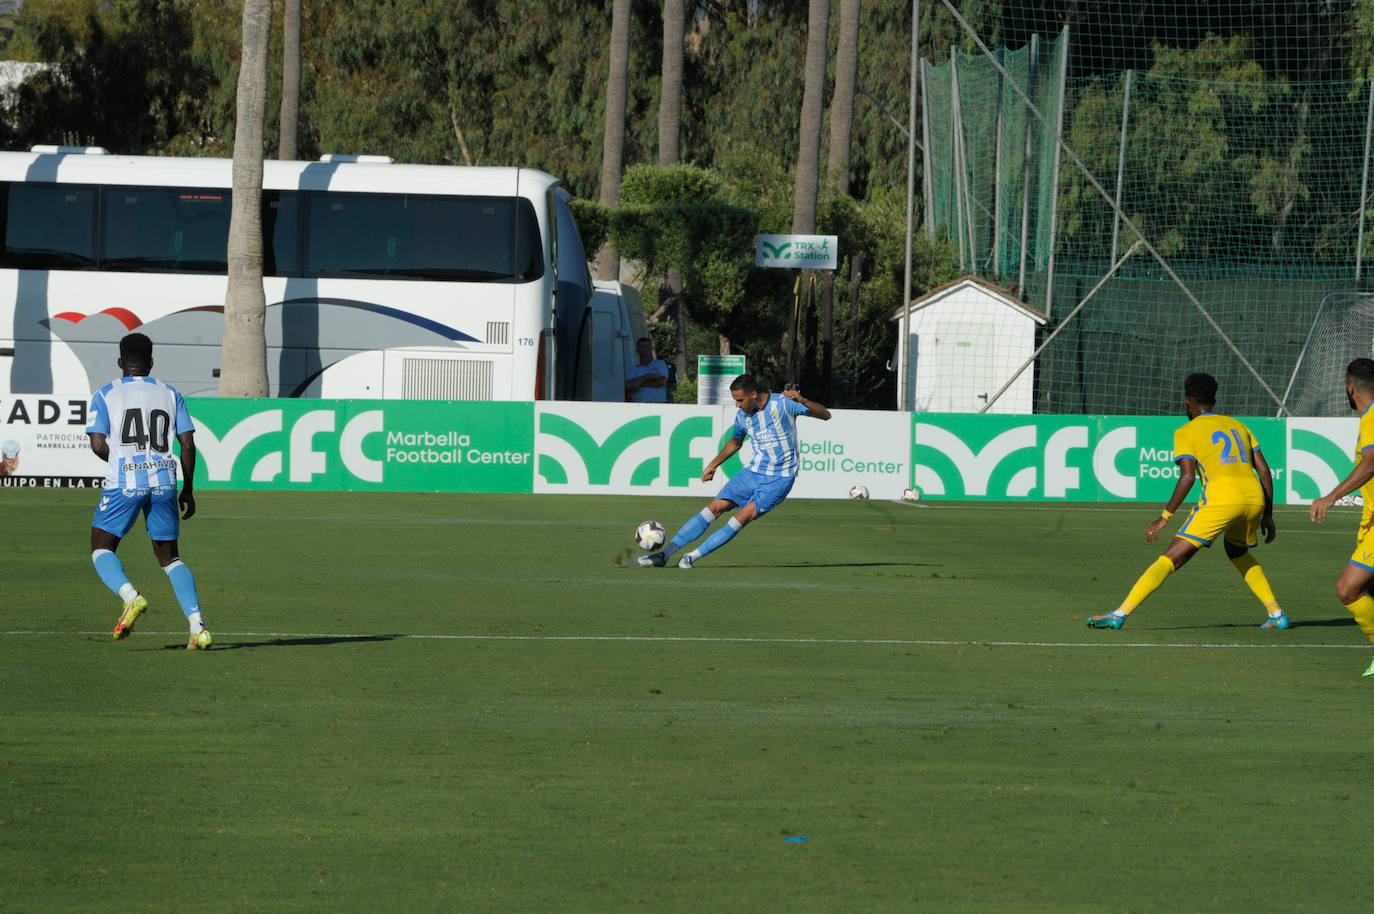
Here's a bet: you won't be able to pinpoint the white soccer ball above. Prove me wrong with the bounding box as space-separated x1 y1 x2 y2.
901 487 922 502
848 485 870 500
635 520 666 551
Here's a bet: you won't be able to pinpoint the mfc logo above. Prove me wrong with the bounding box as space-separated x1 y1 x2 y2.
536 410 738 489
913 422 1136 499
194 408 383 484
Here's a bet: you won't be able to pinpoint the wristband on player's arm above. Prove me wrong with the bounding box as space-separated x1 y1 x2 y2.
1159 508 1173 521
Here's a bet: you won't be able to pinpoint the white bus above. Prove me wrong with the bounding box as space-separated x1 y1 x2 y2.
0 146 640 401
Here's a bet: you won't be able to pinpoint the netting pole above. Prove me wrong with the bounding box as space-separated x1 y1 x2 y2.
1110 69 1133 267
899 0 919 411
1358 79 1374 284
921 58 934 237
1017 34 1039 295
993 45 1005 278
936 0 1288 415
1041 25 1070 322
950 46 970 270
981 240 1142 413
1277 293 1332 416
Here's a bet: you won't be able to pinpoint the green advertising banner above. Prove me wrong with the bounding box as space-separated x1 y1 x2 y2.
911 414 1289 502
1284 418 1358 504
155 399 1322 503
187 399 534 492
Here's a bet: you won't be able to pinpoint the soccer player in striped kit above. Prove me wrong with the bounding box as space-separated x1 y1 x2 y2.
86 332 211 649
639 374 830 569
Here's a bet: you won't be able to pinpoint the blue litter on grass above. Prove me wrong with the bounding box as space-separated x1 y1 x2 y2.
783 836 809 843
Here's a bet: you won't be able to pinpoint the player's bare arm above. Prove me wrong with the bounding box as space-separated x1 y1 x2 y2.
88 432 109 462
1252 448 1277 542
1311 449 1374 523
1146 457 1196 543
701 437 744 483
782 386 831 420
177 430 197 520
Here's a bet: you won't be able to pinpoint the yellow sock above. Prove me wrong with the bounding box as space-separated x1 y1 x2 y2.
1116 556 1175 615
1230 552 1280 613
1343 595 1374 642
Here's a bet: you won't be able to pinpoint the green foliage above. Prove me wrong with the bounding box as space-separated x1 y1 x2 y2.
568 197 610 256
670 375 696 403
5 0 214 154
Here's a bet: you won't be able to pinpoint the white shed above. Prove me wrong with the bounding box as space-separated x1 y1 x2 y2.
892 276 1045 414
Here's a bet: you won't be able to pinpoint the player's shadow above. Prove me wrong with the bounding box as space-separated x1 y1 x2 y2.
160 634 406 651
727 561 939 569
1159 618 1355 631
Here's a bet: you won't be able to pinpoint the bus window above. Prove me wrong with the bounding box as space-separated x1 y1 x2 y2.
302 192 544 282
100 186 230 273
264 190 301 276
0 182 98 269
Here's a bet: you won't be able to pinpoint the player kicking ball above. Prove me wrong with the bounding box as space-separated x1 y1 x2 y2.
1087 372 1287 630
639 374 830 569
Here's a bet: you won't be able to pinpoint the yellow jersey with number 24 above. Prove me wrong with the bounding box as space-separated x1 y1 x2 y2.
1172 413 1263 507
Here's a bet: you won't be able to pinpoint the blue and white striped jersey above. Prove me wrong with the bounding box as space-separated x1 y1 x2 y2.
87 375 194 491
733 392 812 477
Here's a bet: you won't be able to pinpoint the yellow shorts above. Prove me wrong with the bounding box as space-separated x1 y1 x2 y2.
1350 521 1374 572
1175 501 1263 549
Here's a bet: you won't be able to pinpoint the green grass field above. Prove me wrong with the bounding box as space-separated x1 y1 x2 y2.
4 490 1372 912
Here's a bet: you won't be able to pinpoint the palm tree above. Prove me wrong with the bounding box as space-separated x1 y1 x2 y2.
219 0 273 397
658 0 683 167
820 0 862 400
792 0 830 236
279 0 302 160
828 0 862 196
659 0 688 386
787 0 830 382
596 0 632 281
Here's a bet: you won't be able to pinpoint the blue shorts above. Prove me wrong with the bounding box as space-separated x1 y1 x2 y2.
716 467 796 516
93 485 181 541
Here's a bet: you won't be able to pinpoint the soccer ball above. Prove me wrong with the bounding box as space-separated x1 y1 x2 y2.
635 520 666 551
848 484 870 500
901 487 922 502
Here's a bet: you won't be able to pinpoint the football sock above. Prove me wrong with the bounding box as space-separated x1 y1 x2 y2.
161 559 201 620
667 507 716 558
696 516 744 558
1116 555 1175 615
1343 594 1374 641
187 612 206 635
1229 552 1280 613
92 549 136 601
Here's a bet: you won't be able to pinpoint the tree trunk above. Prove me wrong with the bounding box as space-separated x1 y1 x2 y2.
219 0 272 398
659 0 688 385
820 0 860 403
595 0 631 281
792 0 829 236
827 0 861 196
658 0 684 166
278 0 301 160
785 0 829 383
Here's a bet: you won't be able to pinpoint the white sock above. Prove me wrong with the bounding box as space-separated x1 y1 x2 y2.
118 583 138 604
187 612 206 634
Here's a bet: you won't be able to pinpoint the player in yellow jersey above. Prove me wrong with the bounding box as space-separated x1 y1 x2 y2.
1088 372 1285 630
1308 358 1374 677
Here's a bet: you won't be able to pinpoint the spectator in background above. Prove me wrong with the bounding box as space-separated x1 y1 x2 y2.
1 440 18 476
625 337 670 403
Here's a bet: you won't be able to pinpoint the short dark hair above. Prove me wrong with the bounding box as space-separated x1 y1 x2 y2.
1184 372 1218 407
119 332 153 366
729 374 763 394
1348 358 1374 393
